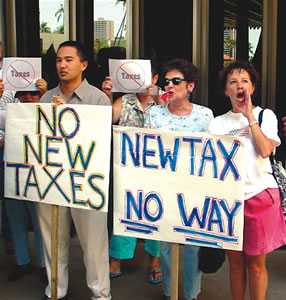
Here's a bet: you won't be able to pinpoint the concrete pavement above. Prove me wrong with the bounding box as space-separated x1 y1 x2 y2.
1 232 286 300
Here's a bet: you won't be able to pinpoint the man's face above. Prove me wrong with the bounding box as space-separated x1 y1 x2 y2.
56 46 87 83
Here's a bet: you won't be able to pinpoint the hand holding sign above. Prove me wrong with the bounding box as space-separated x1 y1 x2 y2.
109 59 152 93
0 78 4 98
2 58 41 91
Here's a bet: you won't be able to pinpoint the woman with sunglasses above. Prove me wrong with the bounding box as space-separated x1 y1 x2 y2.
144 58 214 300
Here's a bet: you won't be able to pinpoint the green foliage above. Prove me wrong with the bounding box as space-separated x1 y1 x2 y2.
40 22 51 33
224 36 236 50
54 25 64 34
224 36 255 61
94 39 126 55
249 43 254 60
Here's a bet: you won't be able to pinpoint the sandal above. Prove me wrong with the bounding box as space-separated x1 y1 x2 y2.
110 271 123 279
148 268 163 284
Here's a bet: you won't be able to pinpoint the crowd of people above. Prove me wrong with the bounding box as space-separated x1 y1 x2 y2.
0 39 286 300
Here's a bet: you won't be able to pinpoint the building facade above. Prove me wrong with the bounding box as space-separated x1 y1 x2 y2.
94 18 114 40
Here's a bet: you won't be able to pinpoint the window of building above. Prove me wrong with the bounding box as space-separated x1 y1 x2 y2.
39 0 68 53
223 0 262 64
94 0 126 54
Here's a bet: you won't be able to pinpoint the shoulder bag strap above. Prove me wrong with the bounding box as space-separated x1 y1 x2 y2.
258 109 274 164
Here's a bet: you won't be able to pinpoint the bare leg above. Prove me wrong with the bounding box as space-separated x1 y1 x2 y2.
246 254 268 300
109 257 121 274
148 254 162 281
226 250 247 300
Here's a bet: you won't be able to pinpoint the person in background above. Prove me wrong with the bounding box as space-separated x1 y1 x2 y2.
209 61 286 300
2 88 48 283
0 41 48 278
144 58 214 300
38 40 111 300
0 40 14 255
102 60 164 283
0 79 47 137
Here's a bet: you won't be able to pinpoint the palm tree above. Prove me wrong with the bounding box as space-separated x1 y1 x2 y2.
54 25 64 34
116 0 126 4
249 43 254 58
40 21 51 33
55 4 64 23
113 0 126 46
224 36 236 50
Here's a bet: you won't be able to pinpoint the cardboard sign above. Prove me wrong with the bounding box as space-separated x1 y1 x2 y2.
113 126 245 250
4 103 112 212
109 59 152 93
2 58 41 91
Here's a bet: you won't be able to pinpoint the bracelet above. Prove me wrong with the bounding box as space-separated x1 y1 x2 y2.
249 120 258 127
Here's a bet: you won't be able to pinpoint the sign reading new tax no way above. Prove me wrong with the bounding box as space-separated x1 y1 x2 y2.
2 57 41 91
109 59 152 93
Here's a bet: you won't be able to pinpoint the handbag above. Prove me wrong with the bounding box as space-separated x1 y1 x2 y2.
198 247 225 273
258 109 286 221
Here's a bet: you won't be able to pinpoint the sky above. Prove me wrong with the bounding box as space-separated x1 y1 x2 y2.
249 28 261 53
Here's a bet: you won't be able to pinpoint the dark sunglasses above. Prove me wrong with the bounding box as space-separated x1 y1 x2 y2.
162 77 186 86
16 91 40 97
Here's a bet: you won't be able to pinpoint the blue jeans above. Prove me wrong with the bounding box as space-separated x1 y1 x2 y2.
160 242 201 300
109 235 160 259
6 199 45 266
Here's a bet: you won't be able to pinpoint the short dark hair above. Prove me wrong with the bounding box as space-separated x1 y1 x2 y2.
150 60 160 76
15 91 41 98
140 57 160 77
161 58 199 88
57 41 87 62
219 60 259 92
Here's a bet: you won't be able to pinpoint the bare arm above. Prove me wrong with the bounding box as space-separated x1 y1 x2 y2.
0 79 4 99
102 76 113 104
0 136 5 147
249 121 276 158
241 94 276 158
112 97 122 124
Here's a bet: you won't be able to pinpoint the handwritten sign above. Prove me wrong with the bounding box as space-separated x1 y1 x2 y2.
2 58 41 91
113 126 245 250
109 59 152 93
4 103 112 212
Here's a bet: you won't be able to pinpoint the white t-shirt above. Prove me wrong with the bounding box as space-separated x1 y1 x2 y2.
209 106 280 200
0 90 18 138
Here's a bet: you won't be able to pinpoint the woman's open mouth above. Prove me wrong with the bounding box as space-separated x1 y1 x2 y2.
237 91 245 102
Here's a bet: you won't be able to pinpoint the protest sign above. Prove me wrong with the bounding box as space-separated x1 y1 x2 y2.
113 126 245 250
2 57 41 91
109 59 152 93
4 103 112 212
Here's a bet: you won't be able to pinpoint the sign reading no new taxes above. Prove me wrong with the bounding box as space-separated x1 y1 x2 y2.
109 59 152 93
